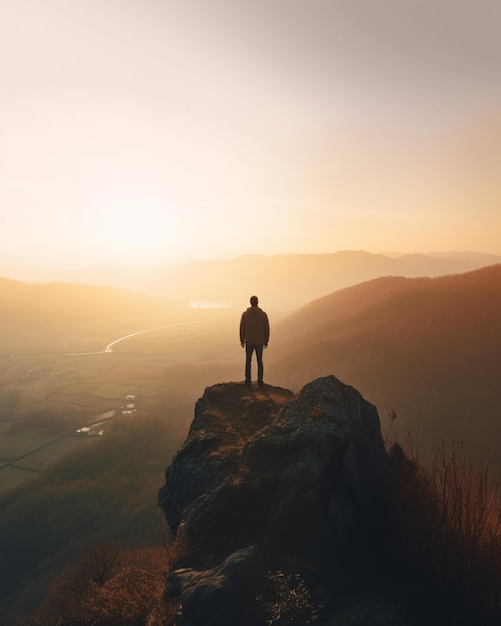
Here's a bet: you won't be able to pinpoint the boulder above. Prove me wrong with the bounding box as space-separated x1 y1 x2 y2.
158 376 393 625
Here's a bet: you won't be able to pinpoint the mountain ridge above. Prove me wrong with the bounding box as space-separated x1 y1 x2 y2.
3 250 500 309
270 264 501 466
0 278 186 354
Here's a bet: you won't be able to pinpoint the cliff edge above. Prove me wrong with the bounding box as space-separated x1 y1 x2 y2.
158 376 402 625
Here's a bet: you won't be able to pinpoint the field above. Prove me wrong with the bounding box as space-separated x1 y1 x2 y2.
0 314 240 493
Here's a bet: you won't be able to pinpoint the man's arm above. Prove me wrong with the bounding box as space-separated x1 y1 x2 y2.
239 314 245 347
264 313 270 346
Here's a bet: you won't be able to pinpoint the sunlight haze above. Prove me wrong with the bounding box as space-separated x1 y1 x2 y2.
1 0 500 269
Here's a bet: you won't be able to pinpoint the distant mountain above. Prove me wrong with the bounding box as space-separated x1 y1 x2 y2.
3 251 499 309
269 265 501 467
23 250 501 310
0 278 186 354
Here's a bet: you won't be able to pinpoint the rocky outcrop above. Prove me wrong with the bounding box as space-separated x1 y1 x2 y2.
158 376 400 625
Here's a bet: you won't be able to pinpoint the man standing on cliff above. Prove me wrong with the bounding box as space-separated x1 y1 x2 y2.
240 295 270 388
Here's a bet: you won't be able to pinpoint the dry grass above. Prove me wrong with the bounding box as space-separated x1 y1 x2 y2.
388 440 501 624
12 543 176 626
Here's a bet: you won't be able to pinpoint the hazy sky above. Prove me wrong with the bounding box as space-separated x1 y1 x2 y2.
1 0 500 268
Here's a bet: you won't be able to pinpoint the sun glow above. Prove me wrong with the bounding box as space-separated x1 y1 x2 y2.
87 186 182 264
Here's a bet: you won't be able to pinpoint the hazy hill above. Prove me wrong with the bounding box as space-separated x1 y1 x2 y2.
0 278 186 354
66 250 501 309
270 265 501 466
4 251 500 310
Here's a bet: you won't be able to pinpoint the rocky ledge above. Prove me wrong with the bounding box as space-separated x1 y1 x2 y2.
158 376 404 626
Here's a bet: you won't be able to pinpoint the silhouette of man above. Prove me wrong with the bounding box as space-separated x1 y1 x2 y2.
240 295 270 387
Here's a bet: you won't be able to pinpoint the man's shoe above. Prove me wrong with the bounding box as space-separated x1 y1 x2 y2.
244 380 251 387
258 380 265 388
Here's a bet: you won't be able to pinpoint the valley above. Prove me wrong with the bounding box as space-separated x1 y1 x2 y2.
2 261 501 493
1 259 500 618
0 312 239 493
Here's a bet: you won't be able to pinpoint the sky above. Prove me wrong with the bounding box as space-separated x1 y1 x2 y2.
1 0 500 269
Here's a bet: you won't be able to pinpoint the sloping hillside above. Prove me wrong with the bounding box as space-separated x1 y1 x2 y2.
270 265 501 466
0 278 186 354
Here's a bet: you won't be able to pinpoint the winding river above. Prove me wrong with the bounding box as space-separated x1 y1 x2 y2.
69 317 228 356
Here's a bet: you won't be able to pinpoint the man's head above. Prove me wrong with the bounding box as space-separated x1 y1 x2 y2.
250 295 258 306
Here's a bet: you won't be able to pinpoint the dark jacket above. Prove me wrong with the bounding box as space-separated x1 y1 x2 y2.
240 306 270 345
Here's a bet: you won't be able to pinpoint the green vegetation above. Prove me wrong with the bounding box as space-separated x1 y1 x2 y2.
0 412 186 618
0 305 242 620
0 326 238 494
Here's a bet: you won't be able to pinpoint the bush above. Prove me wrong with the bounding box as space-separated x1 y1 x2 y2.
388 441 501 625
257 570 322 625
15 544 174 626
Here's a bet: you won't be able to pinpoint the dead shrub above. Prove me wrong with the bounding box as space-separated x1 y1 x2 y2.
388 440 501 624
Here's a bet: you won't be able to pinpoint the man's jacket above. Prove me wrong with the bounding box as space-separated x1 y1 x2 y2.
240 306 270 345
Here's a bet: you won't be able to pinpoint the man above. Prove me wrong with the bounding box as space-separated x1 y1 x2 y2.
240 295 270 387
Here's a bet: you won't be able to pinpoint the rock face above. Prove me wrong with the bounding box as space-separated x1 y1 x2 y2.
158 376 393 625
